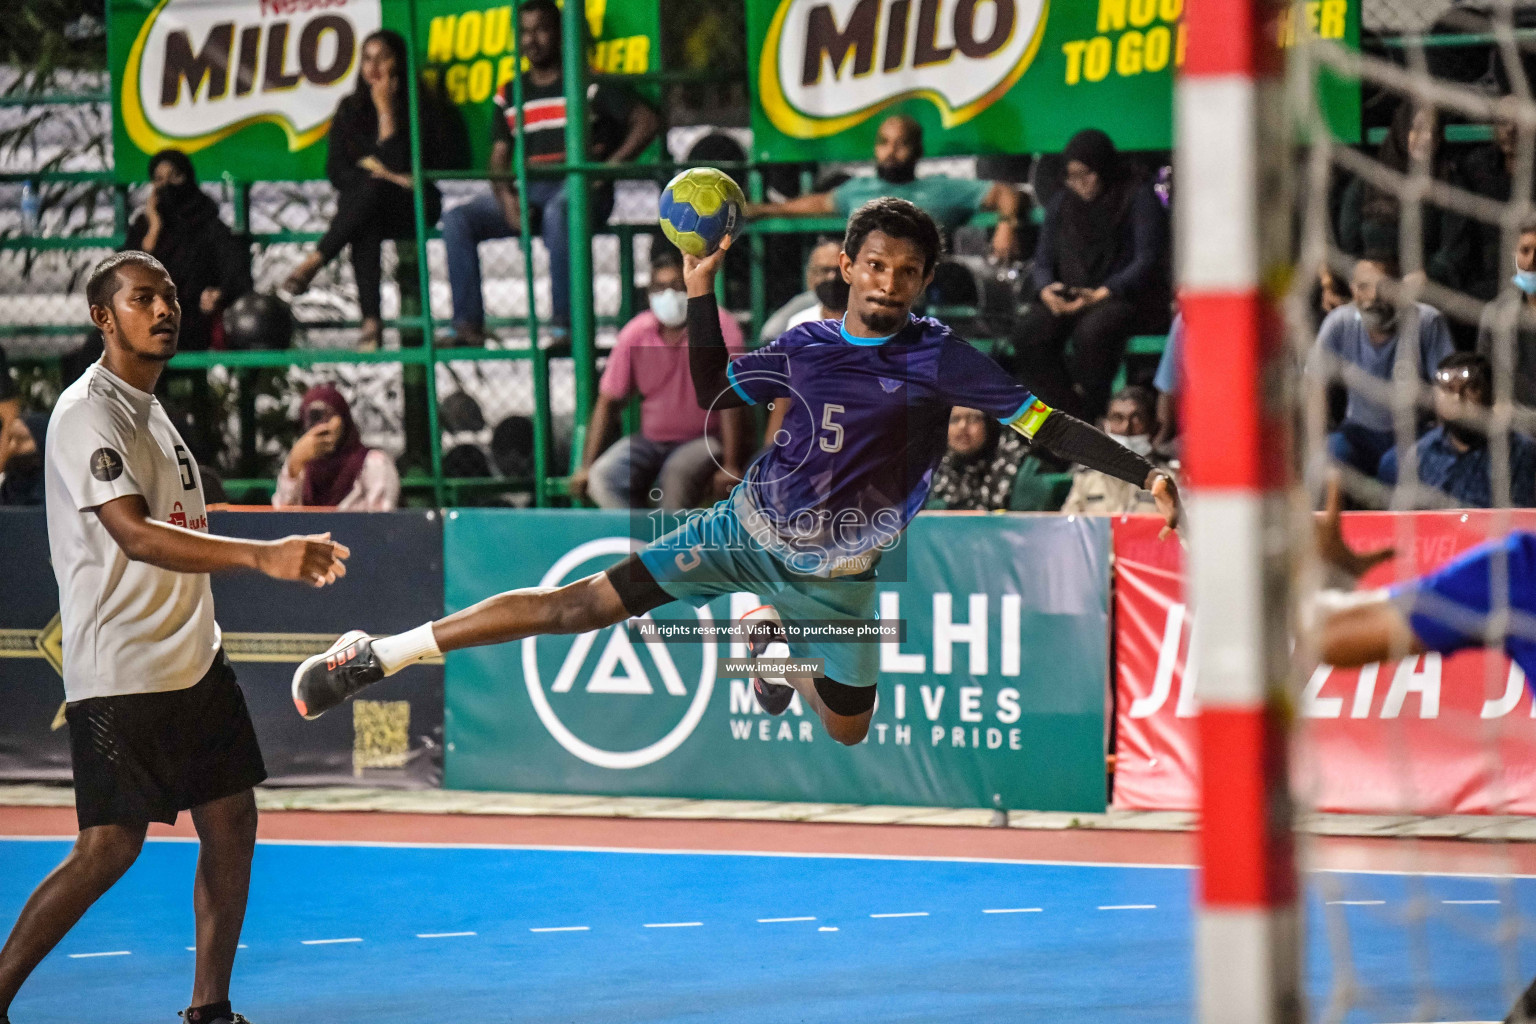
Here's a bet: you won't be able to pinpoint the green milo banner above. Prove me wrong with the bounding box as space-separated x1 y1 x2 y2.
746 0 1360 160
444 510 1111 812
108 0 659 183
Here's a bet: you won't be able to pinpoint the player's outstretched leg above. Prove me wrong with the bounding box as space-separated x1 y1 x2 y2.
1506 975 1536 1024
293 569 635 719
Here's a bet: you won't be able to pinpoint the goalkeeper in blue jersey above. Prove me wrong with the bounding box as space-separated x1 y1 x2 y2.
292 198 1180 746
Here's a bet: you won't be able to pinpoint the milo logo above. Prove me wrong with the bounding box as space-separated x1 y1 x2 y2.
758 0 1048 139
120 0 382 158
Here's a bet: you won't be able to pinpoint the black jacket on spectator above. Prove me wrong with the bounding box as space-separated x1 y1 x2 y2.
1008 129 1170 421
1456 142 1528 303
314 51 451 321
1028 177 1168 304
124 168 251 352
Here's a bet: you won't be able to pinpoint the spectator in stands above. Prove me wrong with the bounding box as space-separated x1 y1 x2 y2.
743 115 1022 262
1337 101 1465 291
1008 128 1171 422
122 149 253 465
0 411 46 506
568 249 748 509
273 384 400 511
124 149 251 351
1318 263 1352 317
284 29 444 351
1478 220 1536 408
1061 386 1173 515
1314 254 1455 476
759 239 847 342
440 0 660 346
926 406 1030 511
1378 353 1536 507
1152 311 1182 458
1456 103 1527 303
0 346 17 436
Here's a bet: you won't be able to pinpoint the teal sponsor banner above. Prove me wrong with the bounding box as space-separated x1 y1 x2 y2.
444 509 1110 811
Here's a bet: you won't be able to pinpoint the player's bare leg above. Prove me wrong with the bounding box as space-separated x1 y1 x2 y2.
0 823 148 1015
187 789 257 1010
293 572 633 718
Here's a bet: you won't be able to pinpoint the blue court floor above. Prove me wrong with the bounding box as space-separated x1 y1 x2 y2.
1 837 1533 1023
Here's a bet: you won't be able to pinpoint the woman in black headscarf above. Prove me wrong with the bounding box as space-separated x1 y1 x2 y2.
1008 128 1170 421
123 148 253 465
283 29 445 350
926 406 1029 511
124 148 252 352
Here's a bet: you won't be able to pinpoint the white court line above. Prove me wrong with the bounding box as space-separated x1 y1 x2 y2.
983 908 1043 914
68 951 129 959
416 931 476 938
757 916 816 923
529 926 589 933
1442 900 1500 905
1098 905 1156 910
300 937 362 945
818 926 839 932
869 912 928 919
643 921 702 928
1326 900 1385 906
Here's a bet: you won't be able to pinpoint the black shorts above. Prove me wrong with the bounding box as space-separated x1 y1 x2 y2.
66 650 267 830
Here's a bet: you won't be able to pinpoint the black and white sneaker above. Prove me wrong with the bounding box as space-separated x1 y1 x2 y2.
292 630 382 720
742 605 794 716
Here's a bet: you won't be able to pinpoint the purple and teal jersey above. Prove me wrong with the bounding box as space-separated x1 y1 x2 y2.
721 314 1038 576
1392 531 1536 680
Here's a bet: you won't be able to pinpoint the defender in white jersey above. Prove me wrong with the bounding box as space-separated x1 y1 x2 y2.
0 253 349 1024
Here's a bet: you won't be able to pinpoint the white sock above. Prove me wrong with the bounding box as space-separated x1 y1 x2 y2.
372 623 441 676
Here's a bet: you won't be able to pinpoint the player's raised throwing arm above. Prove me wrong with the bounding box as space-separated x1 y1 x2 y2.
682 238 751 410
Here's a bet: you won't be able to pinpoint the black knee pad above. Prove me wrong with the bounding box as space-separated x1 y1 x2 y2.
814 677 876 717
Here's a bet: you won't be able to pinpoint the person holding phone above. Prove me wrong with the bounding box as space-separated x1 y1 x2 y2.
273 384 400 511
1006 129 1171 422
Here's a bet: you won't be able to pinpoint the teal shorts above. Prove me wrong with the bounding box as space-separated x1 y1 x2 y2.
637 495 879 689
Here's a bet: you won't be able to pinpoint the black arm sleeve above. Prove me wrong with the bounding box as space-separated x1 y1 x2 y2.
687 293 749 410
1031 409 1157 488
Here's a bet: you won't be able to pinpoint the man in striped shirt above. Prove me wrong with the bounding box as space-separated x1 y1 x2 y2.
440 0 659 346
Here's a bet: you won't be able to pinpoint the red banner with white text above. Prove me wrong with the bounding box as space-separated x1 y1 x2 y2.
1112 511 1536 814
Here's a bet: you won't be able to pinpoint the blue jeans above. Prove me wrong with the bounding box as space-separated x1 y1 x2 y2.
1328 423 1396 478
587 434 721 511
441 184 613 329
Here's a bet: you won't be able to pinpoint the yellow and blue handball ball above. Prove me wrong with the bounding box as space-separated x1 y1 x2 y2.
658 167 746 257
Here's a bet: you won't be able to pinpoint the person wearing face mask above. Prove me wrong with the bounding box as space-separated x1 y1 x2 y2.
1314 254 1455 477
568 249 749 509
744 115 1022 262
1377 353 1536 508
1006 128 1171 423
123 149 253 467
1060 386 1173 515
0 411 47 506
758 239 849 343
1477 221 1536 411
124 150 252 353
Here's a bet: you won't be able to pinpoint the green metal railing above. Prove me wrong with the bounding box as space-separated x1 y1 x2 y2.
0 0 1110 507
